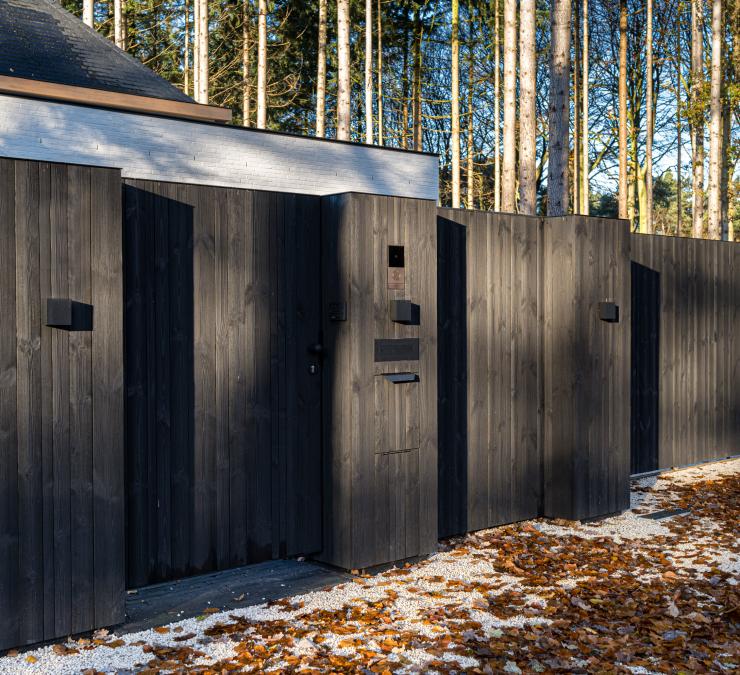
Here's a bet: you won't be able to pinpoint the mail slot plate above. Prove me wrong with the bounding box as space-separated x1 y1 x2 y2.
374 338 419 362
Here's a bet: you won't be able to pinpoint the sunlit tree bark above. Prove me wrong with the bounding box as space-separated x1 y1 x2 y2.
451 0 461 207
337 0 352 140
316 0 328 137
547 0 571 216
707 0 723 239
502 0 517 212
519 0 537 215
618 0 628 220
365 0 374 144
256 0 267 128
691 0 705 237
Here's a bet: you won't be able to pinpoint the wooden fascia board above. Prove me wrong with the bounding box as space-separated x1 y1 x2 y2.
0 75 232 124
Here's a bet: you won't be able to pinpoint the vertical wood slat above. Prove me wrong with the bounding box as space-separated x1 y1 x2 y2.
15 160 44 645
91 166 125 628
0 158 19 650
38 163 55 640
68 165 94 634
630 233 738 473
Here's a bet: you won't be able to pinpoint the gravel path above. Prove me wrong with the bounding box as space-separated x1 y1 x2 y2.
1 458 738 674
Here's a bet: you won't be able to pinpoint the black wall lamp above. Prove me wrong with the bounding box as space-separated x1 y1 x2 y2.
46 298 94 331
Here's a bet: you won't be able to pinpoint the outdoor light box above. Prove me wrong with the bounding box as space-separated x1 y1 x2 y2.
46 298 94 331
598 301 620 323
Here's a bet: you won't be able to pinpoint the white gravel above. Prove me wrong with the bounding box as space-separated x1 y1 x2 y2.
1 457 737 675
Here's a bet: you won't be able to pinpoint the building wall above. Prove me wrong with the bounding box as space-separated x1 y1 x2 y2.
0 94 439 200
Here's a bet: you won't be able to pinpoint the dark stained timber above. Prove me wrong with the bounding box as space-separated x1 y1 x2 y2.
630 233 739 473
123 180 324 587
0 158 124 650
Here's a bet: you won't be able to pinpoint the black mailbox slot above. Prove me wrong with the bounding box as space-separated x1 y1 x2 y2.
46 298 94 331
598 302 619 323
390 300 421 326
383 373 419 384
374 338 419 362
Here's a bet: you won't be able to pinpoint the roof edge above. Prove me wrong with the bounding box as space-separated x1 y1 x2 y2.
0 75 232 124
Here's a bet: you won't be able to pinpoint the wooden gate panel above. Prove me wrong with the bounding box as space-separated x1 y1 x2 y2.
124 181 323 587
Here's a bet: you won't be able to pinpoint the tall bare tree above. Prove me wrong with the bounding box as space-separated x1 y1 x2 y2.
502 0 517 212
337 0 352 141
466 15 475 210
582 0 589 214
548 0 571 216
691 0 705 237
194 0 200 99
519 0 537 214
256 0 267 128
365 0 374 144
618 0 628 220
242 0 251 127
644 0 654 233
676 5 682 235
113 0 127 49
83 0 94 27
494 0 501 211
412 9 423 149
707 0 723 239
377 0 384 145
451 0 461 207
316 0 328 137
184 0 190 95
573 0 581 213
195 0 209 104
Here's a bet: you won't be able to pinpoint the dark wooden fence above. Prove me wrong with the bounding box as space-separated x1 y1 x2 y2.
124 180 322 588
631 233 739 473
438 211 631 534
0 158 124 650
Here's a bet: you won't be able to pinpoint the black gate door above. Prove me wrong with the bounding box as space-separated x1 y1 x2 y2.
630 261 660 474
124 182 322 587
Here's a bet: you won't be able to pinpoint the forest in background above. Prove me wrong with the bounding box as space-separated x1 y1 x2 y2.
62 0 739 239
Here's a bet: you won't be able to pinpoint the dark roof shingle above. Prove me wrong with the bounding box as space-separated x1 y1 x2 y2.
0 0 192 103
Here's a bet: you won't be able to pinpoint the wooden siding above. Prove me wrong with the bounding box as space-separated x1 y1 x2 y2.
437 209 543 537
630 234 739 472
123 180 322 588
438 211 631 531
320 194 438 570
543 217 631 521
0 158 124 650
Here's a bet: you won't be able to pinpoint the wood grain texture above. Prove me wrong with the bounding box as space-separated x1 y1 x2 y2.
630 233 739 472
123 180 323 587
0 158 123 650
320 194 438 570
437 209 543 535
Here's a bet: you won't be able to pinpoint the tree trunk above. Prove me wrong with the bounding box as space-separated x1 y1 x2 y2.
194 0 200 100
466 11 475 210
720 97 730 239
256 0 267 129
365 0 374 144
547 0 571 216
316 0 328 137
337 0 351 141
377 0 384 146
83 0 94 27
184 0 190 96
519 0 536 214
401 16 410 149
581 0 589 214
676 6 682 235
494 0 501 211
573 0 580 214
691 0 705 237
114 0 127 49
644 0 654 233
243 0 252 127
451 0 461 207
412 9 423 150
707 0 722 239
502 0 517 213
196 0 209 104
618 0 628 220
